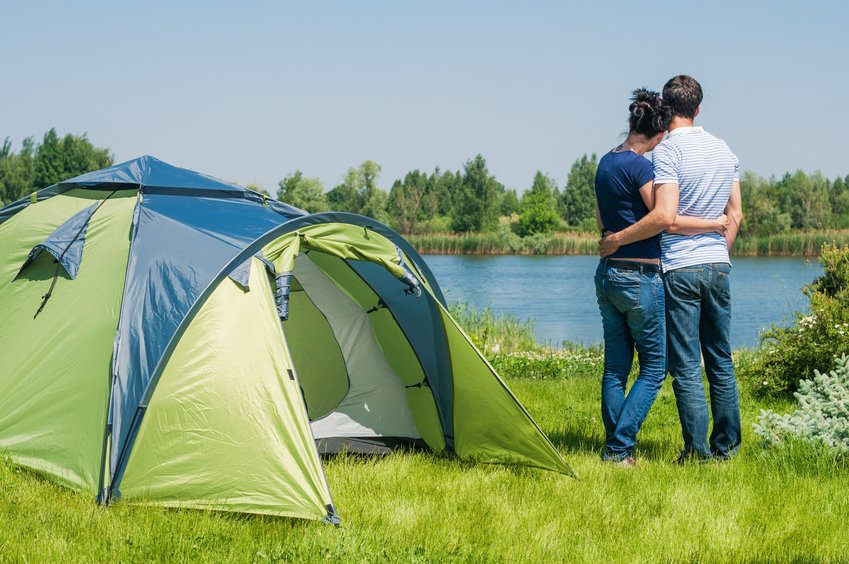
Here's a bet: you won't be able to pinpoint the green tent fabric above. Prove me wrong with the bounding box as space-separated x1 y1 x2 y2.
441 307 571 473
121 258 334 519
0 157 573 525
0 189 137 494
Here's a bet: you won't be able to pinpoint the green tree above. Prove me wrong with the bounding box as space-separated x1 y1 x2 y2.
0 137 35 205
740 171 791 237
500 188 521 217
327 160 387 222
33 128 112 190
325 184 348 211
328 167 362 213
276 171 330 213
359 160 382 201
432 168 458 217
450 154 501 233
358 160 389 224
777 170 831 231
552 185 566 219
562 153 598 229
829 177 849 229
387 167 459 234
517 172 560 236
361 185 390 224
388 169 429 235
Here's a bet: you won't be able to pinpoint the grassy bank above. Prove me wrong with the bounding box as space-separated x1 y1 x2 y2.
3 305 847 561
409 229 849 256
2 372 847 562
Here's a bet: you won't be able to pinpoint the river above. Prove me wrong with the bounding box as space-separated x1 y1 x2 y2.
421 255 822 350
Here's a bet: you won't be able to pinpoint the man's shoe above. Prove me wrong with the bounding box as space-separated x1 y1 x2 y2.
618 456 637 467
607 456 637 467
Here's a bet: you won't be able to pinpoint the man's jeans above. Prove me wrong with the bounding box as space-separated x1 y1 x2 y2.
595 260 666 460
664 263 741 459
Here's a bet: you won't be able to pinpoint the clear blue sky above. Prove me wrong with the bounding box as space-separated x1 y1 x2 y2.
2 1 847 194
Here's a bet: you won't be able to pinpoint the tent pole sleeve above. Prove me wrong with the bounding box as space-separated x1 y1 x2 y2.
275 271 292 320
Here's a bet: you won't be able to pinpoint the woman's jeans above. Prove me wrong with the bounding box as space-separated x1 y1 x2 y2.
595 260 666 460
663 263 741 459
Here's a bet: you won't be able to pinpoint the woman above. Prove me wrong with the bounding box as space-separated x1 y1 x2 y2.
593 89 726 465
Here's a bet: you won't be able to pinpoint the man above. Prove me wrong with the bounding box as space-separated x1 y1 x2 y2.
600 75 743 460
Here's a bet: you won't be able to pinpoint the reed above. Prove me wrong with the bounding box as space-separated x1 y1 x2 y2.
410 230 849 256
732 230 849 256
409 231 598 255
448 300 538 353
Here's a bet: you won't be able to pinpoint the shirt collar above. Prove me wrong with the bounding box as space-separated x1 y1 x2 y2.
667 126 704 138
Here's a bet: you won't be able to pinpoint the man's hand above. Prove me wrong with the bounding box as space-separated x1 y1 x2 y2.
599 232 621 258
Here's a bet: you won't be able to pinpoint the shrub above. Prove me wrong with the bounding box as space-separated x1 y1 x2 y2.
417 215 451 235
494 221 524 254
738 244 849 396
516 202 560 237
753 355 849 454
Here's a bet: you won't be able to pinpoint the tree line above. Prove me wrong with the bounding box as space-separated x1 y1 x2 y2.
277 152 601 237
0 129 112 206
3 129 848 240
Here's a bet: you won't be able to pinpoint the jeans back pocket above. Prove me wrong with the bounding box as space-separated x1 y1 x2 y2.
606 270 641 312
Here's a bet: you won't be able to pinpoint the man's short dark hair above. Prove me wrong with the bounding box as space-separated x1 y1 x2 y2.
662 75 703 119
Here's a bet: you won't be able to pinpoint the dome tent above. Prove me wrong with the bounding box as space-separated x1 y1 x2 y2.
0 156 573 523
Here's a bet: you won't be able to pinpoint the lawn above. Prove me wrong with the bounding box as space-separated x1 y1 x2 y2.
2 368 847 563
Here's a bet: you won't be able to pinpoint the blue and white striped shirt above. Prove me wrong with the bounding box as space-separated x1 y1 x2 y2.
653 127 739 271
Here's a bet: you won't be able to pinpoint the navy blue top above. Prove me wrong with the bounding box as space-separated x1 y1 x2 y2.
594 149 660 259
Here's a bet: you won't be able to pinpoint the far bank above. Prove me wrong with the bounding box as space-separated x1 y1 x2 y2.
408 229 849 256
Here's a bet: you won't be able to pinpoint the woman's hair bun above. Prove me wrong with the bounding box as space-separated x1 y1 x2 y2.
632 88 653 103
628 87 672 137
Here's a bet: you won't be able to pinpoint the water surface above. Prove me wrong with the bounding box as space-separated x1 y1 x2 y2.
422 255 821 350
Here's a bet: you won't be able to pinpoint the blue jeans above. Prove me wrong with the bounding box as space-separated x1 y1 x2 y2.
664 263 741 459
595 260 666 460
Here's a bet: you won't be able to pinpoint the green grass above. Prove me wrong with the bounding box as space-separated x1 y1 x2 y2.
2 371 848 562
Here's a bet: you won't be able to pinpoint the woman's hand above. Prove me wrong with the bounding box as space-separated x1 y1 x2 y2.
716 213 729 235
